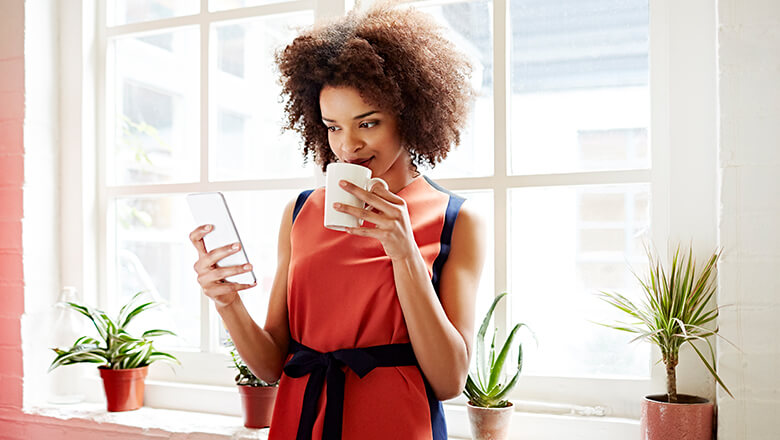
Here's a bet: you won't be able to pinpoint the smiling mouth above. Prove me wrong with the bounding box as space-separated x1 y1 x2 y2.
351 157 373 167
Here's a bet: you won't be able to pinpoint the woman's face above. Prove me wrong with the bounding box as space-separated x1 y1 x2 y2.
319 85 410 184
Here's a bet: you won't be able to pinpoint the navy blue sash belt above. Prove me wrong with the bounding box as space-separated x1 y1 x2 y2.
283 339 419 440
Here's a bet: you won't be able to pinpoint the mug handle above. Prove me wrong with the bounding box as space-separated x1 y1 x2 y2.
359 177 389 226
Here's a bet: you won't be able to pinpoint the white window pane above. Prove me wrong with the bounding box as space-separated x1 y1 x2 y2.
111 28 200 185
109 0 199 26
509 0 649 175
508 184 651 378
114 196 202 349
210 12 314 181
216 190 301 346
416 0 494 179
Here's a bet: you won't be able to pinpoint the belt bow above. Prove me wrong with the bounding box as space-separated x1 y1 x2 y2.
283 339 418 440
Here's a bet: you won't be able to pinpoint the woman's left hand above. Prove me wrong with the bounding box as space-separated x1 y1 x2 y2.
333 179 418 260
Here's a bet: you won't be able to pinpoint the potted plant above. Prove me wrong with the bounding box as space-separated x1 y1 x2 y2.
597 244 734 440
226 338 279 429
48 291 179 412
463 292 530 440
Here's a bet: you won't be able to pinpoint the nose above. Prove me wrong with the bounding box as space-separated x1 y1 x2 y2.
340 130 365 155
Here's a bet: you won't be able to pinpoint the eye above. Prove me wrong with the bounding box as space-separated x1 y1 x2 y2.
326 125 341 132
359 121 378 129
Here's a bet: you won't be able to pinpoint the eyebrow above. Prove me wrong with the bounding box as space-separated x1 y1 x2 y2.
321 110 378 123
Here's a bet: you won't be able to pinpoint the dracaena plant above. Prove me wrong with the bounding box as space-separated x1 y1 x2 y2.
225 338 278 387
463 292 530 408
49 291 179 371
597 244 734 403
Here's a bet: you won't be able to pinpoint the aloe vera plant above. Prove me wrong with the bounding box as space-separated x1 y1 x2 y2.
597 244 733 403
463 292 529 408
49 291 179 371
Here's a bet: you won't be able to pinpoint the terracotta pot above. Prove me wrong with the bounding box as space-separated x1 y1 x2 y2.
98 366 148 412
238 385 278 429
466 401 514 440
641 394 713 440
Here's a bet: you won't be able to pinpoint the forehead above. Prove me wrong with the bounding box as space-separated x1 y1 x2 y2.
319 85 376 117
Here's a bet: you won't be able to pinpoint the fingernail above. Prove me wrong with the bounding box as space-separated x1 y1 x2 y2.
232 243 240 250
204 225 212 231
339 180 348 187
244 264 252 270
333 202 342 209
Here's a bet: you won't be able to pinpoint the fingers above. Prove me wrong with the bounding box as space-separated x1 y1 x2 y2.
197 262 254 286
192 241 244 274
203 241 245 268
338 180 402 214
370 181 405 204
189 224 213 256
208 281 256 296
333 202 388 227
202 281 255 308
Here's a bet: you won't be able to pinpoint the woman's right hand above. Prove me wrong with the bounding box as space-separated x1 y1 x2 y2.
189 224 256 308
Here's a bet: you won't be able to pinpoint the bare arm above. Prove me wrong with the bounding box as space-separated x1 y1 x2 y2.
189 199 295 383
391 203 486 400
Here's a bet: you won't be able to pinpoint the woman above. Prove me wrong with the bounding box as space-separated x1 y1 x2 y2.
189 4 485 439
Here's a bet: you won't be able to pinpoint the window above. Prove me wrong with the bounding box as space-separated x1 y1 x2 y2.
505 0 652 404
410 0 653 418
100 0 319 383
85 0 657 431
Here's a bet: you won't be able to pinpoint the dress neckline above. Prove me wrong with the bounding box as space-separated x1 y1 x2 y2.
395 175 424 197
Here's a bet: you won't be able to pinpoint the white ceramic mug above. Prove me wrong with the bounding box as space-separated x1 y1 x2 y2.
324 162 388 231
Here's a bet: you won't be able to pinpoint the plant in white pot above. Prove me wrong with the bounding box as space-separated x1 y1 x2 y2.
226 338 279 429
597 244 733 440
48 291 179 411
463 292 531 440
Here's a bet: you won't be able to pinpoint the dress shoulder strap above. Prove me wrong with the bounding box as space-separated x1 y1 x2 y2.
292 189 314 224
424 176 466 296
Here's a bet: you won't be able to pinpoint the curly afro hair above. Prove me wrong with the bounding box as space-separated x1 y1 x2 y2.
275 3 475 172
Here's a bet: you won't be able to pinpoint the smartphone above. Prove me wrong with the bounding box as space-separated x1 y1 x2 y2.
186 192 256 285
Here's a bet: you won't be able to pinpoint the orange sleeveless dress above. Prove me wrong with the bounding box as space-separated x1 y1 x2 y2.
268 175 465 440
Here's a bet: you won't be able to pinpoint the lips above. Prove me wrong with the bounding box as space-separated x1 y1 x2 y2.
347 157 373 167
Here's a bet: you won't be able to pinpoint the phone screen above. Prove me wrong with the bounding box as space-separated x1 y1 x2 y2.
186 192 256 285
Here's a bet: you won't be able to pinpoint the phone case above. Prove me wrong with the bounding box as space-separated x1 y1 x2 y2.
186 192 256 285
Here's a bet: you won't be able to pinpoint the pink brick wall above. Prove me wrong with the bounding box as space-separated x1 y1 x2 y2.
0 0 25 420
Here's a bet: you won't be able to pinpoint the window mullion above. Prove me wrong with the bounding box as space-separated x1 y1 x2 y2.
97 0 111 312
199 0 212 353
493 0 510 341
200 9 209 185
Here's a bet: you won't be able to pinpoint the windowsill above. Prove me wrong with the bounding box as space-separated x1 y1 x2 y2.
21 402 472 439
21 400 638 440
24 402 270 440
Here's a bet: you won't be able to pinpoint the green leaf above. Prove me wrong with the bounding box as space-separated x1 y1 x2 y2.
476 293 507 394
142 329 177 338
118 291 146 325
147 352 180 365
120 301 158 329
488 323 525 391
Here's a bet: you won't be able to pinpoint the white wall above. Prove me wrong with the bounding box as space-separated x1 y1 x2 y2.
20 0 62 409
716 0 780 438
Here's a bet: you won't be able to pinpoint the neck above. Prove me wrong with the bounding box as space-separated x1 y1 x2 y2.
378 157 417 193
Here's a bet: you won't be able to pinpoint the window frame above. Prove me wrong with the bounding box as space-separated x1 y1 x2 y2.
57 0 721 436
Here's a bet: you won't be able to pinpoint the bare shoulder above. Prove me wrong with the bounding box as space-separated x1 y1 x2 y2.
279 191 308 239
452 199 486 250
